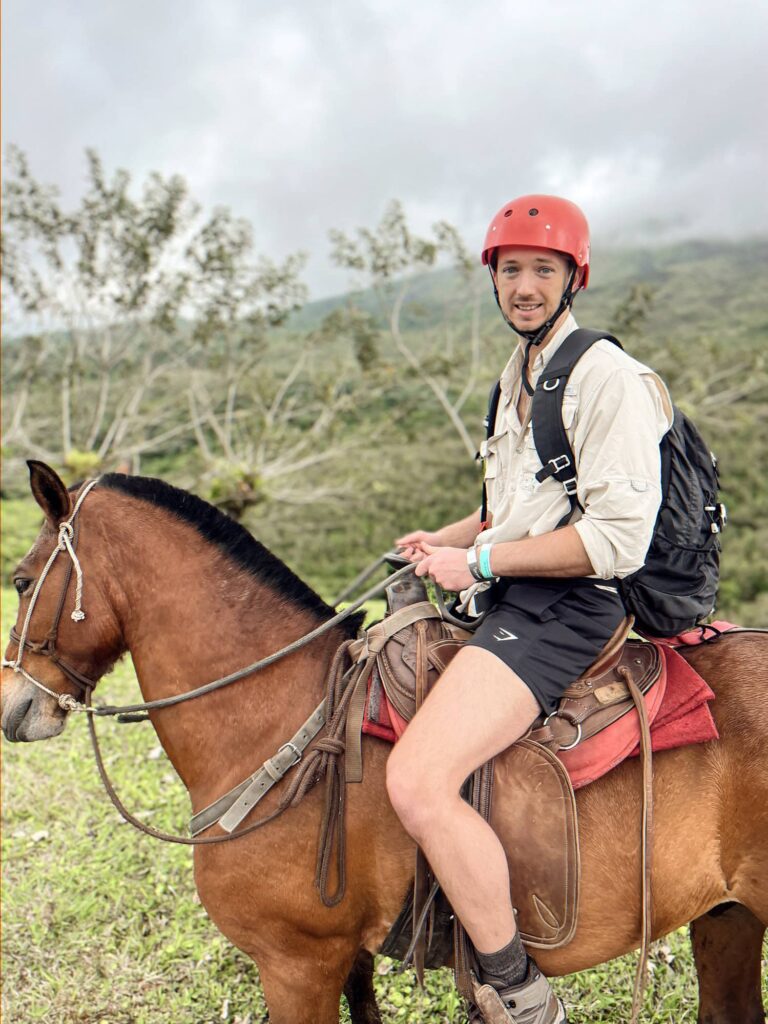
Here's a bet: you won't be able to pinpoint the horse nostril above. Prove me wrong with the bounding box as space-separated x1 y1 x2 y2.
3 697 33 742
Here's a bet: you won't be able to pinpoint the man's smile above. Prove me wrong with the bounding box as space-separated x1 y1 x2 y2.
512 301 545 320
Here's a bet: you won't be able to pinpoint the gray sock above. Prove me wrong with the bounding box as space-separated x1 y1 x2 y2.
476 932 529 990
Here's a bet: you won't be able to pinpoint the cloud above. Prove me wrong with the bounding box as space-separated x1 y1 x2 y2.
3 0 766 298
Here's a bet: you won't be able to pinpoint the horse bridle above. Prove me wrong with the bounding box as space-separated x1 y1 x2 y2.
0 483 418 872
3 478 419 721
2 478 101 712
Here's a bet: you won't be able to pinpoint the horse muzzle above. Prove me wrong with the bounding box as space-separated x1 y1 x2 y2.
1 670 68 742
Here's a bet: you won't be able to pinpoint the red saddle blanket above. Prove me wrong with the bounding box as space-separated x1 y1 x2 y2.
362 627 723 790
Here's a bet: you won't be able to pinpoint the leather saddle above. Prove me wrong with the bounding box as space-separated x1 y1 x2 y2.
360 575 662 959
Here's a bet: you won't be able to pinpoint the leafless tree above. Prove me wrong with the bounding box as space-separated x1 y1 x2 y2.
329 200 486 460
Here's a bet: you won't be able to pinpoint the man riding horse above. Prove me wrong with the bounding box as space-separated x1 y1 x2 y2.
389 195 673 1023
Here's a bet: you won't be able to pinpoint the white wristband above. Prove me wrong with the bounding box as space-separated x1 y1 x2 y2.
466 547 485 582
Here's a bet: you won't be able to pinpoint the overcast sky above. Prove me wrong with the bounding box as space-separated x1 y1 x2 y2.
4 0 767 298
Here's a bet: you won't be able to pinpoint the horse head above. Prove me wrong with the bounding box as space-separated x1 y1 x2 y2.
2 462 124 742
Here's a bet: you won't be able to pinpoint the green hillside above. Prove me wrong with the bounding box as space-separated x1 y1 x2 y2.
3 237 767 624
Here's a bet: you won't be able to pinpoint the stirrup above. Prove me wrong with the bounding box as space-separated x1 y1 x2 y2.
470 964 567 1024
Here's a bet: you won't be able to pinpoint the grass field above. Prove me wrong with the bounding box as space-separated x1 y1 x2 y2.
2 585 766 1023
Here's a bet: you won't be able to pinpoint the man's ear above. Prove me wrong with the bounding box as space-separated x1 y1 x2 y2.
573 266 586 292
27 461 72 528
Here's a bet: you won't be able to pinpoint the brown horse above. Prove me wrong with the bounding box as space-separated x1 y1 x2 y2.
3 463 767 1024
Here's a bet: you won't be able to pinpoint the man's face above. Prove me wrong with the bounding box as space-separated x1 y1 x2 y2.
491 246 574 334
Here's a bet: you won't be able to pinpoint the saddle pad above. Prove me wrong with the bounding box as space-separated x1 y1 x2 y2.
557 643 718 788
557 653 667 788
363 666 407 742
363 643 718 790
630 644 718 753
489 739 579 948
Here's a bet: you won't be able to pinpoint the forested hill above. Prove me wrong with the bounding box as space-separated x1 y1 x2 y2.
3 232 767 624
291 237 768 349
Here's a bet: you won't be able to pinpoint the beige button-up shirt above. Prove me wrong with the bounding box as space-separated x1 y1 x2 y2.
476 313 673 580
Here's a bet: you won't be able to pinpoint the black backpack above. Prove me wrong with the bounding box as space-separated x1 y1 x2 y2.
482 328 727 636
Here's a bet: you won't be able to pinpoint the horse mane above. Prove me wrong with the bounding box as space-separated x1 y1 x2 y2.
97 474 363 637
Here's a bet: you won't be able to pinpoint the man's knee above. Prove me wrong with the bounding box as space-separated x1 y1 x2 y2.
386 743 450 840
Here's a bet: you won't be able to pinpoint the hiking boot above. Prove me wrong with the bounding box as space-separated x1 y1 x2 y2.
470 963 567 1024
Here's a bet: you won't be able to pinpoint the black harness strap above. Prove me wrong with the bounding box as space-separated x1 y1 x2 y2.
479 329 622 530
532 328 622 528
479 379 503 527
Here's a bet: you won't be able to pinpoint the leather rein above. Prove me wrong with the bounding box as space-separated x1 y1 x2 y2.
7 480 766 911
1 480 415 879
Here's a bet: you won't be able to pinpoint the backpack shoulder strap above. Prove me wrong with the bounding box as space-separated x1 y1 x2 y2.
480 379 502 527
538 328 622 382
532 329 622 528
484 379 502 439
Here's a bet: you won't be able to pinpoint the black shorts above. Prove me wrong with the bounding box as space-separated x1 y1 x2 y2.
466 577 626 715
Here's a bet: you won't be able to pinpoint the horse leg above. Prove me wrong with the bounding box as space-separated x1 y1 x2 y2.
690 902 766 1024
256 937 360 1024
344 949 382 1024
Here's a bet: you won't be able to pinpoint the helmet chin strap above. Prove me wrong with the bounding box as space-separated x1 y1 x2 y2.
489 265 579 396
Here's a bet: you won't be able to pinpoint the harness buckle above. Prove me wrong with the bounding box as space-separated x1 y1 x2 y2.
548 454 571 474
277 741 302 767
563 477 578 496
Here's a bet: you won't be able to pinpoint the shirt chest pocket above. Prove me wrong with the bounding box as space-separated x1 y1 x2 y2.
481 430 508 482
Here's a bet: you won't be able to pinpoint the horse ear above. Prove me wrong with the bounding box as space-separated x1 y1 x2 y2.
27 461 72 526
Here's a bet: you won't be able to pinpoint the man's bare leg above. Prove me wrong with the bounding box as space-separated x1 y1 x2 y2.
385 644 540 952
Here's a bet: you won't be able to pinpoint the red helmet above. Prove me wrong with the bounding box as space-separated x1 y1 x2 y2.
481 195 591 288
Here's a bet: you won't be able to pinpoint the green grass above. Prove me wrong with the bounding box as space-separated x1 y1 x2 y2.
2 586 767 1022
1 497 43 579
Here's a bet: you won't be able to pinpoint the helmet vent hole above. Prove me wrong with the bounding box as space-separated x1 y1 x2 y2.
503 209 513 217
528 208 539 216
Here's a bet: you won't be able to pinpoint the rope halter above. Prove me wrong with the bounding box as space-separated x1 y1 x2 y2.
1 478 101 712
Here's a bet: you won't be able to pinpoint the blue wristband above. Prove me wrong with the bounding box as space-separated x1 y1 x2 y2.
478 543 494 580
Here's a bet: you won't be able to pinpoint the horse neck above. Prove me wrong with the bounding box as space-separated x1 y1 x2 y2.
104 498 345 806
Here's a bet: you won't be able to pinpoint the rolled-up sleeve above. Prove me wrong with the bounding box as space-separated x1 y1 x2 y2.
571 369 668 579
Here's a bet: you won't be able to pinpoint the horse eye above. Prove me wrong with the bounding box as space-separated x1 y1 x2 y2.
14 578 32 595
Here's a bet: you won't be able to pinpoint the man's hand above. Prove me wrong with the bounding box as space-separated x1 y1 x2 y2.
414 543 474 591
395 529 443 562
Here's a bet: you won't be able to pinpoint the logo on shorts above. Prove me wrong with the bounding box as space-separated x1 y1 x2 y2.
493 627 519 642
